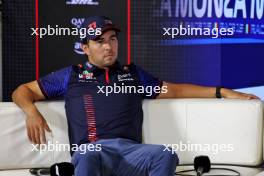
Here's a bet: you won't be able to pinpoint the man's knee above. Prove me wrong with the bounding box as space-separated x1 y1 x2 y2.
158 145 179 166
72 150 101 165
168 150 179 166
72 151 102 176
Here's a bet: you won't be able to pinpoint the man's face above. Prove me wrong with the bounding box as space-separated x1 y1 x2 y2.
82 30 118 68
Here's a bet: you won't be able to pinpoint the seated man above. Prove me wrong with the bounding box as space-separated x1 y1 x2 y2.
12 16 259 176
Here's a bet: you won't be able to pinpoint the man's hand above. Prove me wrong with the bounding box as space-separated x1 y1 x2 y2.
12 81 50 144
26 107 52 144
26 111 51 144
221 88 260 100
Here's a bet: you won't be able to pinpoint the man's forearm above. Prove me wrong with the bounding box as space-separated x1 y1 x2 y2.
12 82 51 144
161 82 219 98
159 82 259 100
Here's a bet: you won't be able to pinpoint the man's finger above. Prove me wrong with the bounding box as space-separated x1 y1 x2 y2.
44 122 52 132
34 128 40 144
31 127 36 144
39 127 46 144
31 129 37 144
27 126 33 142
251 95 260 100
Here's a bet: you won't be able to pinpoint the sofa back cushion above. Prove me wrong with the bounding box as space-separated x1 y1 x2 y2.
0 101 70 169
0 99 263 169
143 99 263 165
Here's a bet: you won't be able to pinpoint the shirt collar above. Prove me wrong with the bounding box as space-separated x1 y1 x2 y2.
84 61 122 73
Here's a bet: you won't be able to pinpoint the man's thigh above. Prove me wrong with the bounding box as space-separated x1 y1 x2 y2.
116 142 177 176
71 142 121 176
72 139 178 176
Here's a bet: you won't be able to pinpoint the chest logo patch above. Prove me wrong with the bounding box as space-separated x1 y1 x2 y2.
117 73 134 82
78 70 97 82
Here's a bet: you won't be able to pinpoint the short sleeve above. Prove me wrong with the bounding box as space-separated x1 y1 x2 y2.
134 65 163 99
37 66 72 99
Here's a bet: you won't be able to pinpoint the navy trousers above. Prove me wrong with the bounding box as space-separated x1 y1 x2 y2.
72 138 178 176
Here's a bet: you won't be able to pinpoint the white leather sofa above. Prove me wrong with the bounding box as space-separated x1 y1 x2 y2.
0 99 263 176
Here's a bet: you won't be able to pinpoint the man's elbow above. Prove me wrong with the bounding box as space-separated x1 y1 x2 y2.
12 84 26 102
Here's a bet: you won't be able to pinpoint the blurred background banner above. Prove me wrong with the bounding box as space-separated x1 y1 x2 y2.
2 0 264 101
131 0 264 90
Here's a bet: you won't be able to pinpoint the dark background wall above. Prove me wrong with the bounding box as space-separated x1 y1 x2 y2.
3 0 36 102
2 0 127 101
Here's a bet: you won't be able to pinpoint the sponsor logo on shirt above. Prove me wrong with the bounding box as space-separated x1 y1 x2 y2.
79 70 96 82
117 73 134 82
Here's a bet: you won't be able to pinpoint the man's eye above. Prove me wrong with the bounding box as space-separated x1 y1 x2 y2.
97 40 103 43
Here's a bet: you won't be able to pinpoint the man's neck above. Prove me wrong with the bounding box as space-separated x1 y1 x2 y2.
87 60 111 70
87 60 104 69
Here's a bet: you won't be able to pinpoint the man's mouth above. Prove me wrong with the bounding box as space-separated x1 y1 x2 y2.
105 54 113 57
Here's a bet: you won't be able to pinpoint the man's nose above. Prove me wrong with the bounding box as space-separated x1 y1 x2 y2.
103 42 111 51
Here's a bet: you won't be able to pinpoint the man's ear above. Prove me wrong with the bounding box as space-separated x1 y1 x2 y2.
81 43 90 56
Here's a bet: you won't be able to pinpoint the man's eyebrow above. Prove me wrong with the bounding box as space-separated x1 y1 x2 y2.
95 34 117 41
110 34 117 38
94 37 103 41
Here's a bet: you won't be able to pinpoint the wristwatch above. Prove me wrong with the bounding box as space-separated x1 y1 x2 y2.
215 87 222 98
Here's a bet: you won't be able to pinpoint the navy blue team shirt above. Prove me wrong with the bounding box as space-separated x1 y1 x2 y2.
37 61 162 150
